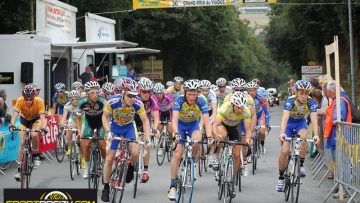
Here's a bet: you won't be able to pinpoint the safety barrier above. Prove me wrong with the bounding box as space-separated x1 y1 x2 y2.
323 121 360 202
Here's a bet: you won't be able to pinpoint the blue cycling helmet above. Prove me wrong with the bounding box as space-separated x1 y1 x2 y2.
294 80 313 92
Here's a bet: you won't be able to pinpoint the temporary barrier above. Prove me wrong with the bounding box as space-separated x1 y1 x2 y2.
0 119 20 175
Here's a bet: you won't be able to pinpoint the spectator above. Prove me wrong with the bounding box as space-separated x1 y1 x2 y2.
287 79 296 97
89 64 97 78
127 66 136 80
323 80 352 197
0 89 11 125
79 65 94 85
32 84 41 97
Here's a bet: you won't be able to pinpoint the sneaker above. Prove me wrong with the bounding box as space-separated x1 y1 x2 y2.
333 192 349 199
247 156 252 163
208 155 213 168
126 164 135 183
214 172 219 181
33 157 41 169
262 146 266 154
212 158 219 171
229 183 236 198
276 179 285 192
141 171 150 183
300 167 306 177
243 165 249 177
38 153 45 160
66 148 71 156
168 187 177 201
83 170 88 179
14 172 21 182
101 188 110 202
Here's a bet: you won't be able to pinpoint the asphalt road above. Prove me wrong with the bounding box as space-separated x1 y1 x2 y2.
0 104 338 203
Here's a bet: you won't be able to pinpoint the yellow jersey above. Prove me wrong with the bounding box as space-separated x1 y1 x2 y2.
217 102 251 127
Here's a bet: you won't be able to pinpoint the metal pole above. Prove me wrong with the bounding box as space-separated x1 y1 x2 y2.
348 0 356 104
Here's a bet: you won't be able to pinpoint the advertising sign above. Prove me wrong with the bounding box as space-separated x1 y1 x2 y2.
0 72 14 84
133 0 233 10
85 13 116 42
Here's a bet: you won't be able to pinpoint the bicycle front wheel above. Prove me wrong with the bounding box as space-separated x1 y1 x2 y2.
55 132 66 163
177 158 194 203
156 133 166 166
291 157 301 203
88 147 100 189
133 162 139 198
166 134 173 162
26 152 33 189
223 155 235 203
69 142 77 180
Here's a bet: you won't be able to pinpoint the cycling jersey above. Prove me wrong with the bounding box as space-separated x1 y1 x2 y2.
15 97 45 128
224 92 255 109
64 102 78 125
166 85 184 100
105 94 145 131
173 95 208 124
284 96 317 119
134 94 159 130
202 89 217 112
151 93 173 112
252 94 267 114
217 102 251 127
52 93 68 115
216 86 232 108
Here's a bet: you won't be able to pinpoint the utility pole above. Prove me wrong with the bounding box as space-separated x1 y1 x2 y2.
30 0 34 30
348 0 356 104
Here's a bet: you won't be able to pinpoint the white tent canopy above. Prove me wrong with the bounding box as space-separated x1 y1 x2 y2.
94 47 160 55
52 40 138 49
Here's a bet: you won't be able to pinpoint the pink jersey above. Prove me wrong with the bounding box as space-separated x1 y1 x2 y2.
142 93 159 116
151 92 173 112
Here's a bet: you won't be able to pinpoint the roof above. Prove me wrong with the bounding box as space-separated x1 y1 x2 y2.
52 40 138 49
94 47 160 54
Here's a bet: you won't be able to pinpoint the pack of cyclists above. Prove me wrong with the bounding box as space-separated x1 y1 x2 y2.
7 76 320 202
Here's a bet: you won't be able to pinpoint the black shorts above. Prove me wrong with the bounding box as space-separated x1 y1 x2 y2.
209 109 213 117
222 122 240 141
134 115 143 132
160 111 171 122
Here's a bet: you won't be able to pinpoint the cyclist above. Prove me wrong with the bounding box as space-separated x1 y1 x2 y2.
9 85 48 181
247 82 270 154
199 80 217 122
72 81 86 98
213 92 252 197
276 80 320 192
51 83 68 119
99 82 116 100
166 76 184 99
152 82 174 139
166 81 174 89
76 81 107 179
215 77 232 108
135 77 159 183
60 90 80 156
101 78 151 202
168 79 213 201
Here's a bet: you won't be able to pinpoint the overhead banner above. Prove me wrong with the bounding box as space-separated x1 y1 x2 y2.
133 0 234 9
45 4 72 31
85 13 116 42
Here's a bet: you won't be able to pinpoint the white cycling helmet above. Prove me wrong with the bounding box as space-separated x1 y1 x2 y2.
294 80 313 92
122 78 139 95
231 92 248 108
68 90 80 99
138 77 153 91
55 83 65 91
200 80 211 89
246 82 258 89
231 78 247 89
183 79 200 91
102 82 116 93
216 78 227 86
211 84 219 91
166 81 174 87
153 83 165 93
72 81 83 90
84 81 100 92
173 76 184 83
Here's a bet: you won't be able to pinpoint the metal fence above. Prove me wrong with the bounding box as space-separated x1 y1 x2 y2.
322 121 360 202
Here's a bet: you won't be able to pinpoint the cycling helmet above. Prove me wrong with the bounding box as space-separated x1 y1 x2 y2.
294 80 313 92
113 78 123 91
173 76 184 83
216 78 227 86
72 81 83 90
102 82 116 93
166 81 174 87
153 83 165 93
252 78 260 85
200 80 211 89
22 85 35 99
183 79 200 91
231 92 248 108
68 90 80 99
246 82 258 89
84 81 100 92
231 78 247 89
55 83 65 91
211 84 219 91
138 77 153 91
122 78 139 95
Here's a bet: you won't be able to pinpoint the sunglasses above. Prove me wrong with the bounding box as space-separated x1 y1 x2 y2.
126 94 137 99
57 91 64 93
218 86 226 88
141 90 151 94
234 89 244 92
71 98 79 101
25 98 34 101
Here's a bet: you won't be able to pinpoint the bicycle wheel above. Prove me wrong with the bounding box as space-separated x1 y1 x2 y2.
133 162 139 198
70 142 77 180
178 158 194 203
109 167 120 203
237 166 242 192
217 160 224 200
26 152 33 189
20 151 28 189
156 133 166 166
223 155 235 203
55 132 66 163
119 161 128 203
88 147 100 189
291 157 301 203
166 134 173 162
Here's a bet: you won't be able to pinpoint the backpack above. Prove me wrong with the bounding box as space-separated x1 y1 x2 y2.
341 96 360 123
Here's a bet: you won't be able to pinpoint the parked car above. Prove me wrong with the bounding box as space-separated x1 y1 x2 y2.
266 88 280 106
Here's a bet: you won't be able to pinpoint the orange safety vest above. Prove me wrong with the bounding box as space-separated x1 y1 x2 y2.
323 96 352 138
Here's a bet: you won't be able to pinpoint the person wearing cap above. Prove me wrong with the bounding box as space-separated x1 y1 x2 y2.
32 84 41 97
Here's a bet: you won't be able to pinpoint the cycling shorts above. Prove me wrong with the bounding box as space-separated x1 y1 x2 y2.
109 122 137 151
223 122 240 141
81 118 105 139
19 116 41 129
178 120 200 145
256 111 266 126
160 110 171 122
285 118 307 138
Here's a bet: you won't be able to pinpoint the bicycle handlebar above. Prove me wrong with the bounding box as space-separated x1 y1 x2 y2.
216 140 248 146
284 137 314 143
111 137 146 145
13 128 41 133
